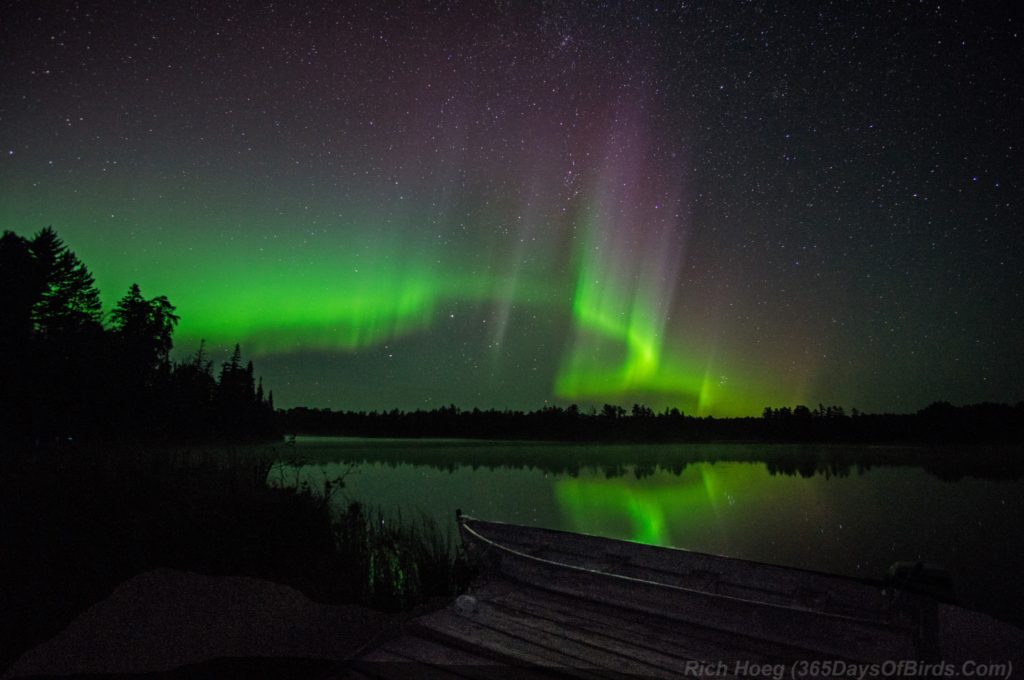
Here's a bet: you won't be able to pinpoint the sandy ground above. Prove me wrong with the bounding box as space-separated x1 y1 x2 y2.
4 568 392 677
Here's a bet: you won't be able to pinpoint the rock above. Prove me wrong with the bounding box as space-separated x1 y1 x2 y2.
5 568 390 677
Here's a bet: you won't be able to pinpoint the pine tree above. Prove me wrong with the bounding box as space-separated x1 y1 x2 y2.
245 360 255 401
111 283 179 369
220 344 242 382
29 227 103 337
0 231 44 346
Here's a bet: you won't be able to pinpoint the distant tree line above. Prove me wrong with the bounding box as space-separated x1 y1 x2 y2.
281 400 1024 444
0 227 277 444
272 438 1023 482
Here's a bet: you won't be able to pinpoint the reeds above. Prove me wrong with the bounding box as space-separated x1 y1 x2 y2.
335 502 468 610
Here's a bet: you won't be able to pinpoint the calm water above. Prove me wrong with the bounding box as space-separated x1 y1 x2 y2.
270 438 1024 625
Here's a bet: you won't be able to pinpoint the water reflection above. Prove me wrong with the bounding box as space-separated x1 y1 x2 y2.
269 439 1024 625
557 464 729 544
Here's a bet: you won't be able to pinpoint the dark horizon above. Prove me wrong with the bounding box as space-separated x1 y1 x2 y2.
281 397 1024 419
279 399 1024 447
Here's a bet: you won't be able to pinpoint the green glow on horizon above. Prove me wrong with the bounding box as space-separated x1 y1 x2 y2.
177 258 469 352
8 206 554 354
172 255 556 353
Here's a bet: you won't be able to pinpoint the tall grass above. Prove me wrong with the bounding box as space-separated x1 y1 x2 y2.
266 455 470 610
335 503 470 610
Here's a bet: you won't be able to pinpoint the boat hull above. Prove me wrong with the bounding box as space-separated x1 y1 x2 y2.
458 515 1023 665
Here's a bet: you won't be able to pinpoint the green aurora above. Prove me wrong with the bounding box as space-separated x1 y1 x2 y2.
4 1 1019 414
1 175 785 415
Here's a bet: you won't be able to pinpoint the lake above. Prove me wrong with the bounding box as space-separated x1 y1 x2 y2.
269 437 1024 625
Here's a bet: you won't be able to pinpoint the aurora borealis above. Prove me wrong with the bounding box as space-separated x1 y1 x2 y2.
1 2 1020 414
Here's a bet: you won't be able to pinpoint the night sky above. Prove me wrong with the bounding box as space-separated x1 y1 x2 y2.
2 1 1020 415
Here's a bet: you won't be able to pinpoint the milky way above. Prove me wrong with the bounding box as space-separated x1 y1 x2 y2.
1 2 1020 413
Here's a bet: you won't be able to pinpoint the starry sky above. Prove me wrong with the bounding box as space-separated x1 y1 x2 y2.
1 1 1020 415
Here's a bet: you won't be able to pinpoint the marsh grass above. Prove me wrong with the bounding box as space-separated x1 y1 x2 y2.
266 454 470 610
335 503 472 610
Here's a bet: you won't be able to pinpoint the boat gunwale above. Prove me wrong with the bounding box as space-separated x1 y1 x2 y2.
458 515 905 630
462 516 891 590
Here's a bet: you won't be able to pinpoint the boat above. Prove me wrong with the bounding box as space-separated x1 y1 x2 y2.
355 515 1023 676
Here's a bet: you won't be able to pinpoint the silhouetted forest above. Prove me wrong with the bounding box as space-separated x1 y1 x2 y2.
286 438 1024 482
0 227 276 443
281 400 1024 445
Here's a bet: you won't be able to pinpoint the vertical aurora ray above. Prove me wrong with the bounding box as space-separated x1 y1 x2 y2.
555 208 700 401
545 136 814 416
554 109 712 410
